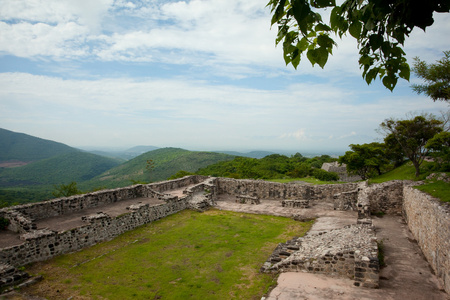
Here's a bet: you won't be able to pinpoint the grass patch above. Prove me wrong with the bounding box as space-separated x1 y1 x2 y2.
369 161 449 203
369 162 417 183
377 240 386 268
369 161 436 184
416 180 450 203
23 209 312 299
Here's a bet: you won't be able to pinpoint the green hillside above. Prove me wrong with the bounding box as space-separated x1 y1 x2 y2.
84 148 235 189
0 152 121 187
0 128 77 163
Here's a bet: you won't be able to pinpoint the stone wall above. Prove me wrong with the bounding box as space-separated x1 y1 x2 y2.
366 181 404 215
403 185 450 294
0 197 189 267
0 175 207 230
321 162 362 182
261 224 379 288
0 176 208 268
216 178 358 203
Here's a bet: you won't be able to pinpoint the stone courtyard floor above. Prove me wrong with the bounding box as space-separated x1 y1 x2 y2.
216 197 448 300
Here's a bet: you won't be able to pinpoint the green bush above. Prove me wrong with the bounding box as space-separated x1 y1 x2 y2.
0 217 10 230
312 169 339 181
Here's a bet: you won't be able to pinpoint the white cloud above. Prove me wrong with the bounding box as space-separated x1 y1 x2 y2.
2 0 448 80
279 129 307 140
0 21 89 58
1 72 448 150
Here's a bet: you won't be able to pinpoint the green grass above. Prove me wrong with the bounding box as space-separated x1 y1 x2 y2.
269 177 344 185
369 162 418 183
369 161 449 203
416 180 450 203
24 209 312 300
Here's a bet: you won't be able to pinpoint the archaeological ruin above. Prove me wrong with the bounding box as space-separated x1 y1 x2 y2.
0 175 449 295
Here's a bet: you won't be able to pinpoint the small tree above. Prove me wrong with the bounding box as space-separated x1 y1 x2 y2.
338 142 388 180
425 131 450 171
412 51 450 102
381 116 443 177
52 181 82 198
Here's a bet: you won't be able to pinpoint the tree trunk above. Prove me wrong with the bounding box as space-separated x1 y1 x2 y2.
413 161 421 178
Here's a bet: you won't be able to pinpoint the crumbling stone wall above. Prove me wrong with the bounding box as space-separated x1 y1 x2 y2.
0 176 208 268
261 224 379 288
321 162 362 182
0 197 189 267
366 181 404 215
333 181 405 217
0 175 208 228
403 185 450 294
216 178 358 203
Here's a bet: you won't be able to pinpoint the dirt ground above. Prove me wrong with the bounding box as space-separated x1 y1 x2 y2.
1 189 449 299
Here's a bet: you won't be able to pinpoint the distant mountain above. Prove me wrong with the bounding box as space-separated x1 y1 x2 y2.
125 145 160 153
0 152 121 187
86 145 160 161
0 128 77 165
84 147 235 189
215 150 276 159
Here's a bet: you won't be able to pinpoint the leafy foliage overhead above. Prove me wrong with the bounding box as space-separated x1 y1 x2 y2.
267 0 449 91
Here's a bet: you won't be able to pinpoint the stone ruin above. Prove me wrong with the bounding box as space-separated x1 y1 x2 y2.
0 176 448 295
322 161 362 182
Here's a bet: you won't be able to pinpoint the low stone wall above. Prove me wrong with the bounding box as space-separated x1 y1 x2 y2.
366 181 404 215
0 176 208 269
333 181 405 217
0 198 189 267
0 176 208 234
183 177 218 211
216 178 358 203
150 175 207 193
261 224 379 288
403 185 450 294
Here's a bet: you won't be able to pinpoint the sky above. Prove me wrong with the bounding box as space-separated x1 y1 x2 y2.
0 0 449 154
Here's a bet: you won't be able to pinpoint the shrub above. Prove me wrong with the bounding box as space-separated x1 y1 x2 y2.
312 169 339 181
0 217 10 230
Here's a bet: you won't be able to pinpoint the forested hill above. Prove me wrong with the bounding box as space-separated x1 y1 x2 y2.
84 148 236 190
196 154 338 180
0 128 77 164
0 152 121 187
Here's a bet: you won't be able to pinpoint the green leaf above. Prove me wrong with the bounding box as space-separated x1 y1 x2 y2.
382 75 398 91
271 0 287 25
291 49 301 68
316 46 329 68
399 63 410 81
349 21 362 39
315 23 332 32
291 0 311 25
329 6 340 29
306 49 317 66
369 34 383 51
297 37 309 51
317 34 334 49
364 68 378 85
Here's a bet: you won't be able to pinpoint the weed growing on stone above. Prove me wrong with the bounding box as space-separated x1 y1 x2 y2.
23 209 312 299
377 240 386 268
